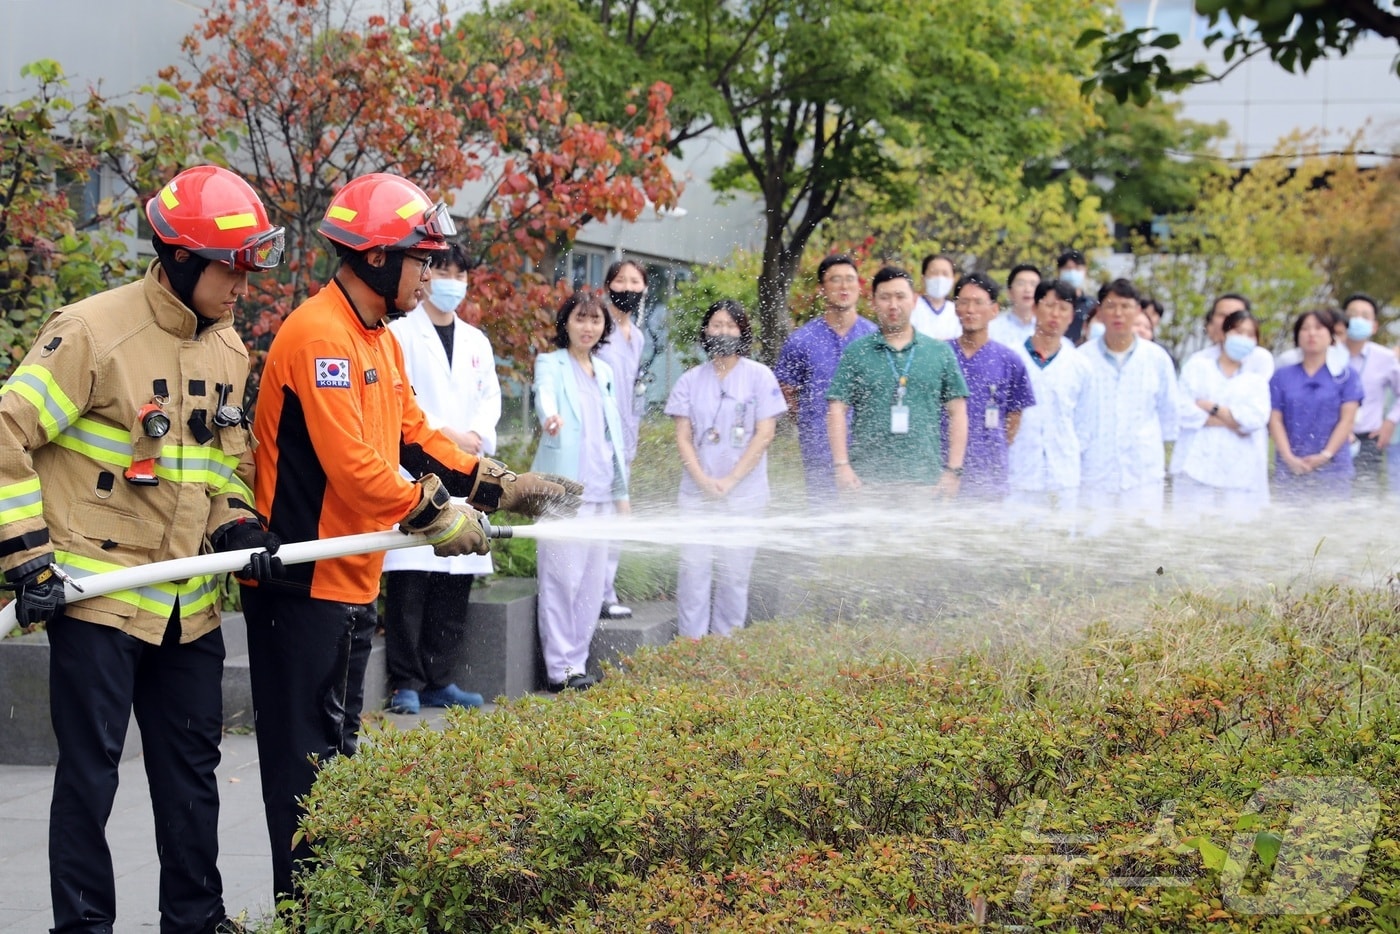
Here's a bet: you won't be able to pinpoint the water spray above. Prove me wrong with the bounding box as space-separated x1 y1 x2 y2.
0 519 531 638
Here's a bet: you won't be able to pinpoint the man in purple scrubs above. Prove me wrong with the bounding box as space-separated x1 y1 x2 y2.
773 254 878 504
943 272 1035 499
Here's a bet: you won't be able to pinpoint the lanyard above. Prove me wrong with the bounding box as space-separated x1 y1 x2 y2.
885 341 916 403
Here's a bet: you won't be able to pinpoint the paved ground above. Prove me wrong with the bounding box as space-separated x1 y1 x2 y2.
0 709 450 933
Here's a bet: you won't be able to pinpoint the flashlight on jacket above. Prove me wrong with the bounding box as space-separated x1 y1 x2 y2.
138 402 171 439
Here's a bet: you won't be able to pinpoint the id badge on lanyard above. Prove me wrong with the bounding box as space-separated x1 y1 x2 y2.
891 383 910 434
887 344 915 435
984 382 1000 430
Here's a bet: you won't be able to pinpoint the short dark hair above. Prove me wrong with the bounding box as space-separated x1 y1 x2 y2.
553 292 614 350
1099 278 1139 303
818 253 859 284
1056 249 1086 269
1342 292 1380 316
870 265 915 295
1292 308 1337 347
1222 309 1260 340
953 272 1000 303
1140 297 1165 319
1006 263 1042 290
437 241 472 274
921 253 956 277
604 258 649 289
1208 292 1251 325
699 299 754 354
1034 279 1077 304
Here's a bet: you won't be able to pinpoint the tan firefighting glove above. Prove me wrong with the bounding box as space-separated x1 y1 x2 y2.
468 457 583 518
400 474 490 557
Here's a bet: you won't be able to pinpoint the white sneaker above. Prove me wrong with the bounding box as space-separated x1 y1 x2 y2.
600 603 633 620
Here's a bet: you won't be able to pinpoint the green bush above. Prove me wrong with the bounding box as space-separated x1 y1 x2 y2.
280 584 1400 932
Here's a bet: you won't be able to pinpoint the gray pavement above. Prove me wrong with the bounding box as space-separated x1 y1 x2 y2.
0 710 448 933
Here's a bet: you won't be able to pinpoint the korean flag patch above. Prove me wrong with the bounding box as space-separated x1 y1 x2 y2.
315 357 352 388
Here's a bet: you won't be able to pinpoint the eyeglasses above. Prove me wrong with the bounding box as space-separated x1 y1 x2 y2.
403 252 434 278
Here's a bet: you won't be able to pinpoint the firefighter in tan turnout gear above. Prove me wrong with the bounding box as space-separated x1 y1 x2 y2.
0 165 283 934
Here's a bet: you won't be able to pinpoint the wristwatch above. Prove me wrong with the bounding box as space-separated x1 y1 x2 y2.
948 466 964 478
1209 404 1220 416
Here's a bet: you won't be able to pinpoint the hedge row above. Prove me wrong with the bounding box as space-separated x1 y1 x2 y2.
280 585 1400 932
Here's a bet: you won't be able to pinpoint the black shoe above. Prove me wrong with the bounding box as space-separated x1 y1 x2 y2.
600 603 633 620
546 673 598 692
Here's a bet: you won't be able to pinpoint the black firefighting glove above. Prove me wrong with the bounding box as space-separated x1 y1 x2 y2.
467 457 583 519
5 556 66 630
401 474 490 557
211 518 284 583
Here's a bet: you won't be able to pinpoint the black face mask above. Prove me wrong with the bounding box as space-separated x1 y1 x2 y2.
608 289 644 315
703 335 746 358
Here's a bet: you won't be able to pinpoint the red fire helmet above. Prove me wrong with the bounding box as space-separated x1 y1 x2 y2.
318 173 455 253
145 165 284 271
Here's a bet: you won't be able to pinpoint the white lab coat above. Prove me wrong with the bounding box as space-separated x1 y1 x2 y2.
1009 340 1092 493
383 306 502 575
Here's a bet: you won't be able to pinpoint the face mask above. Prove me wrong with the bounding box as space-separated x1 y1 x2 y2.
925 276 954 301
427 277 467 312
1223 334 1257 363
1060 269 1085 290
1088 320 1106 342
1347 317 1375 342
609 289 644 315
703 335 746 359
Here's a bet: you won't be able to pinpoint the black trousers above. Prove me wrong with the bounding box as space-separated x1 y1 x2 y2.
240 587 376 903
383 571 475 693
47 610 225 934
1353 432 1387 494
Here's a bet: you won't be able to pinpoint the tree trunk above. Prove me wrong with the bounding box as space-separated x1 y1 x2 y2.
755 218 802 368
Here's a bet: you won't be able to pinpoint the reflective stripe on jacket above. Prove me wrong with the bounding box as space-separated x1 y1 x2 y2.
0 261 258 643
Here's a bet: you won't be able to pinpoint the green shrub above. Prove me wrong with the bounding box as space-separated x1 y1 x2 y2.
282 586 1400 932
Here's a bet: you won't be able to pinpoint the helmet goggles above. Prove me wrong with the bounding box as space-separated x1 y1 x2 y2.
401 201 456 249
196 226 286 272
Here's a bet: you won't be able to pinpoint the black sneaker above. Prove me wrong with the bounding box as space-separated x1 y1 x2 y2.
547 673 598 692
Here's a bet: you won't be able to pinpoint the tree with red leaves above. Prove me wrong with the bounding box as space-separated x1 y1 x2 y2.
161 0 677 382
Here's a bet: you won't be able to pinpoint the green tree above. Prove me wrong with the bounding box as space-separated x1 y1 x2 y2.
1118 135 1344 358
823 149 1112 281
1026 94 1228 226
1083 0 1400 104
491 0 1108 363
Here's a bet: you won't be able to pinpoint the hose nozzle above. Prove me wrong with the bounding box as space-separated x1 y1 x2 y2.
482 517 514 540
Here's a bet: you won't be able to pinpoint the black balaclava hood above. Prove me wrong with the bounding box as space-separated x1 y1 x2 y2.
152 235 213 326
338 244 407 323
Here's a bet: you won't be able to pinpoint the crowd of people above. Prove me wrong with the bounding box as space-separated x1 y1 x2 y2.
2 160 1395 931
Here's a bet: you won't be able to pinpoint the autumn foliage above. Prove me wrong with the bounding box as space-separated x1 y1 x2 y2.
160 0 677 375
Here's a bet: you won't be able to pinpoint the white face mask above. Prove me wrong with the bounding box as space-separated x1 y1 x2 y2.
925 276 954 301
427 277 468 312
1060 269 1086 290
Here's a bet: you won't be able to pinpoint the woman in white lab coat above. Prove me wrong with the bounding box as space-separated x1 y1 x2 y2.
531 293 630 690
1171 309 1271 520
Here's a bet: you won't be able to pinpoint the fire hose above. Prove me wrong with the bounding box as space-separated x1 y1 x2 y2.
0 520 523 639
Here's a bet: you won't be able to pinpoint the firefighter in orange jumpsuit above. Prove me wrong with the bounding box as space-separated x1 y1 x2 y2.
241 172 580 902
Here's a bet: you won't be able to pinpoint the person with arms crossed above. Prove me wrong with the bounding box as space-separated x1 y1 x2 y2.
987 263 1041 349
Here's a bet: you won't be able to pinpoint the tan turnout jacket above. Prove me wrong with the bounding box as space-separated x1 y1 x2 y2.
0 262 258 643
